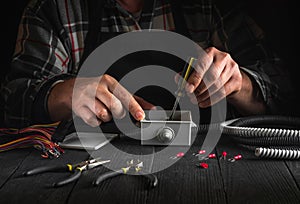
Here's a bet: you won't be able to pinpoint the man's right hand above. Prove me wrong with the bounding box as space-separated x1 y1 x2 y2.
48 74 155 127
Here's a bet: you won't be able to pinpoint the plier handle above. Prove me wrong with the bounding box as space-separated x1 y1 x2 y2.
23 157 110 187
93 160 158 188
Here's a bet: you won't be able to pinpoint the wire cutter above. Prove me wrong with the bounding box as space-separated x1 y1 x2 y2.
23 157 110 187
93 159 158 188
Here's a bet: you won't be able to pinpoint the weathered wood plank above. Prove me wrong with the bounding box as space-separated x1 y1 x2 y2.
145 134 227 204
216 137 300 204
67 137 155 204
1 134 299 204
0 149 32 188
0 149 89 204
285 160 300 190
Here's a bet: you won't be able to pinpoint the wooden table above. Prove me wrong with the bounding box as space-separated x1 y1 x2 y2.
0 133 300 204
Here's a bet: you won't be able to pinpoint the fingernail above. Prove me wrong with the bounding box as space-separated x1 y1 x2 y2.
135 111 145 120
186 84 194 93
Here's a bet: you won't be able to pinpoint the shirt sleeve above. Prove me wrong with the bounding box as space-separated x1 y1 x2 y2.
210 2 296 116
1 1 74 128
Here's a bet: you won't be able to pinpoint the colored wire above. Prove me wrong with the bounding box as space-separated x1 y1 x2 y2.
0 122 64 159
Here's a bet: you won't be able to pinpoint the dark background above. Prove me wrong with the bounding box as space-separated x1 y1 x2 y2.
0 0 299 127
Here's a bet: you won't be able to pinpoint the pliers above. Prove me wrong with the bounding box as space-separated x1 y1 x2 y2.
23 157 110 187
93 159 158 188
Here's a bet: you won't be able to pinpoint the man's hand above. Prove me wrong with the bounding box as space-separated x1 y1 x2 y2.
48 74 155 127
182 47 266 115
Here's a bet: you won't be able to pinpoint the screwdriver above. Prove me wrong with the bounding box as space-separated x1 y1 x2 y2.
169 57 196 120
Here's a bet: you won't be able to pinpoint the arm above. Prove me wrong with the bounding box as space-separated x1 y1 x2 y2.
186 47 266 115
48 75 155 127
1 1 74 128
226 68 266 115
186 2 294 117
2 0 154 128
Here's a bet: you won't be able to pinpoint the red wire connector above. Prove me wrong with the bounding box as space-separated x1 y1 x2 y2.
228 154 242 162
199 162 209 169
177 152 184 158
170 152 185 159
193 149 206 157
220 151 227 160
208 153 216 159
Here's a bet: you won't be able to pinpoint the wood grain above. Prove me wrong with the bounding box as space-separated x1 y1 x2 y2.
0 133 299 204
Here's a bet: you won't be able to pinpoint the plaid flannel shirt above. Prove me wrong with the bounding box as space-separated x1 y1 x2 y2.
1 0 294 127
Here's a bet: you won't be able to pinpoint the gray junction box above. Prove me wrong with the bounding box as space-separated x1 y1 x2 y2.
140 110 196 146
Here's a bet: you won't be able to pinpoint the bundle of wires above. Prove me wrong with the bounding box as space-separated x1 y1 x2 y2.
0 122 64 159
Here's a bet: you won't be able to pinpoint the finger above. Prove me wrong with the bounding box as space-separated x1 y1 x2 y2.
186 92 198 105
93 99 112 122
186 49 213 93
77 107 102 127
196 64 234 102
102 75 145 121
84 97 112 122
198 77 236 108
118 88 145 121
134 95 157 110
197 50 229 95
95 88 126 119
174 72 182 84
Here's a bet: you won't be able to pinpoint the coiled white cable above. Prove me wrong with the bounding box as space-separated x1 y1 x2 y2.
220 116 300 160
255 147 300 159
222 126 300 138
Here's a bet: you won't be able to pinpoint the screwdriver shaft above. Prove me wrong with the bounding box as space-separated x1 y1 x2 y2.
169 57 196 120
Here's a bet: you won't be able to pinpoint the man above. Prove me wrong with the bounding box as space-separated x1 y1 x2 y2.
1 0 294 128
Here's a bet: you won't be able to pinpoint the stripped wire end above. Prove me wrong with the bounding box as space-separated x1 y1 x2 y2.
0 122 64 159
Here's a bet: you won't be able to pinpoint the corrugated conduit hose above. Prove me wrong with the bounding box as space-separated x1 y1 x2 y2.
220 115 300 159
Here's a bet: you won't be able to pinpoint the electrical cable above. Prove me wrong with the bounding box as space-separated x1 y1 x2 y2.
0 122 64 159
220 115 300 159
255 147 300 159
